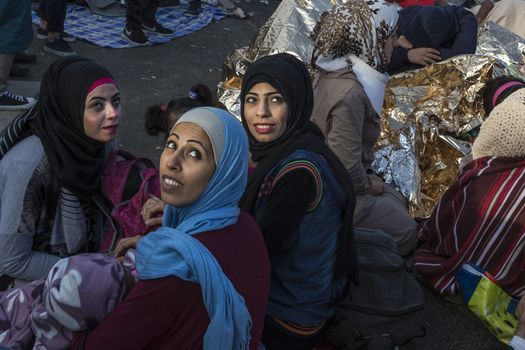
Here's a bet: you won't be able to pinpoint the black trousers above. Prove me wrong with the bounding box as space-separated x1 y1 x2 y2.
38 0 67 33
126 0 159 30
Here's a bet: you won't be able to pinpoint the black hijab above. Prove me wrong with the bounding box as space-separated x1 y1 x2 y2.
238 53 357 282
30 56 117 202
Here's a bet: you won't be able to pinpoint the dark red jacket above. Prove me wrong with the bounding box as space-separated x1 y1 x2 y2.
72 212 270 350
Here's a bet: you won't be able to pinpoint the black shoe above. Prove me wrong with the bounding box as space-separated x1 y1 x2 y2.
44 37 76 57
14 51 37 63
9 65 30 78
36 27 47 39
142 22 174 36
122 26 148 45
37 27 76 42
0 91 36 111
185 1 201 16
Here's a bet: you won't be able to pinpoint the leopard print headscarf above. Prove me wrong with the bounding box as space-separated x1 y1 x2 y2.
311 0 398 73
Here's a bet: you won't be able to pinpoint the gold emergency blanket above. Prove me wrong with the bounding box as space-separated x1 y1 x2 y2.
218 0 525 218
373 22 524 218
373 55 499 219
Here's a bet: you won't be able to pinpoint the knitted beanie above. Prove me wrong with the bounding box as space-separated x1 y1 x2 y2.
472 89 525 159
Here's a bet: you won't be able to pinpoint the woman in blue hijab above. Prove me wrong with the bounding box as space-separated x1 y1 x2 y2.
73 107 270 350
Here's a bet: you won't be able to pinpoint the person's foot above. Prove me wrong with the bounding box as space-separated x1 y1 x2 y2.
122 26 148 45
9 65 30 78
36 27 48 39
44 38 76 57
0 91 36 111
141 22 174 36
14 51 37 64
36 27 76 42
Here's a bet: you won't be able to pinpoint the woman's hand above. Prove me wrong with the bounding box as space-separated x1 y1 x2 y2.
141 195 165 227
407 48 441 67
114 235 142 260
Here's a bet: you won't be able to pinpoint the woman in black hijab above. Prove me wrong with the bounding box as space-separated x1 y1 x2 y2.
239 53 357 349
0 56 121 288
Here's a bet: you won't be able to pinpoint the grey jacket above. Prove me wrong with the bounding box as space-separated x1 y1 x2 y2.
0 136 112 283
311 68 380 194
0 136 61 282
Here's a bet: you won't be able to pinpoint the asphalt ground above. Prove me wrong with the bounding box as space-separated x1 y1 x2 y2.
3 1 509 349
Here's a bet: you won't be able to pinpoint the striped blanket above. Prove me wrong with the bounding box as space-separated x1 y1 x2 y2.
414 156 525 297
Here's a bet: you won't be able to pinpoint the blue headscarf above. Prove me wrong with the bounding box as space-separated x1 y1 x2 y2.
136 107 251 349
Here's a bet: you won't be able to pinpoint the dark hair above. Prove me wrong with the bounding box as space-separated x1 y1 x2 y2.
144 84 222 137
482 75 525 115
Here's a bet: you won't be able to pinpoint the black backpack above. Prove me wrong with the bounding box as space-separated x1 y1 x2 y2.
325 228 425 350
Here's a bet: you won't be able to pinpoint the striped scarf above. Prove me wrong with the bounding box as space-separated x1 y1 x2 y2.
0 104 37 159
414 156 525 297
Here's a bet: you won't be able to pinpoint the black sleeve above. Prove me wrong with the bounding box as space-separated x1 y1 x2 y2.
387 47 410 74
257 170 316 255
440 7 477 60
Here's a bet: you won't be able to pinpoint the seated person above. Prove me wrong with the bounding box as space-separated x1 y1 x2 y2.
72 107 271 349
239 53 357 349
414 89 525 296
0 57 122 288
387 5 477 75
310 0 417 255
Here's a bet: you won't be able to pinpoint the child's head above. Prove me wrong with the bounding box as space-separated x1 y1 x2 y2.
482 75 525 115
144 84 225 137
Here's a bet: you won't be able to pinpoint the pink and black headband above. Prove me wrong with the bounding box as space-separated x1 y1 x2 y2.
87 77 118 94
492 81 524 108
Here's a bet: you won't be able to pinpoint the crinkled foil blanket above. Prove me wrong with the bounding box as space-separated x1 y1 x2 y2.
218 0 525 218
